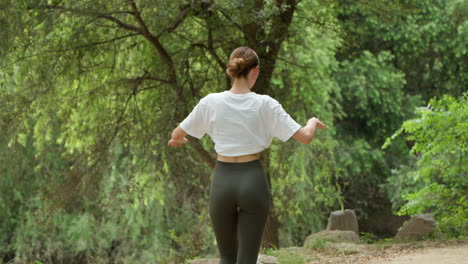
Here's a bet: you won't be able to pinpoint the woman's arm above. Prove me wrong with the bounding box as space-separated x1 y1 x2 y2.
167 126 189 147
292 117 326 144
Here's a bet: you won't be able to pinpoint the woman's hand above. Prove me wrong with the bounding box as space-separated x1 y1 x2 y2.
167 137 188 147
307 117 327 129
168 126 189 147
293 117 327 144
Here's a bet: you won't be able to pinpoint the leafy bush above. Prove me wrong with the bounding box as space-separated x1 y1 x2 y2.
383 93 468 238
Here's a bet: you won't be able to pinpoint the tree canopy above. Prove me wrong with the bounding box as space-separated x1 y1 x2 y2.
1 0 466 263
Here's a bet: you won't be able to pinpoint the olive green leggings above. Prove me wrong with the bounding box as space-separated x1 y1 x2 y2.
209 159 272 264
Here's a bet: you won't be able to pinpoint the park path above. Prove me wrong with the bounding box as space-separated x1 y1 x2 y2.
303 240 468 264
366 243 468 264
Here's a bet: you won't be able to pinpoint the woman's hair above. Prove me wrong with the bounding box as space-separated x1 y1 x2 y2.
226 46 260 79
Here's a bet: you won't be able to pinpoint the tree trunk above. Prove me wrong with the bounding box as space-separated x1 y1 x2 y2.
262 200 280 249
260 149 280 248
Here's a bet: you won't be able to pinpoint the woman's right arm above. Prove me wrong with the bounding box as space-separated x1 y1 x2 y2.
167 96 209 148
292 117 326 144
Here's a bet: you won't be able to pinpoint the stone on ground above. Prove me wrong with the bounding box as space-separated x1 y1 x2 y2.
394 213 439 241
257 254 280 264
187 258 218 264
304 230 360 249
324 242 367 255
326 209 359 235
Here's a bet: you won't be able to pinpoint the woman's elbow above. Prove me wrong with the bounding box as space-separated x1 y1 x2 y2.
293 128 313 144
302 134 313 144
171 126 187 140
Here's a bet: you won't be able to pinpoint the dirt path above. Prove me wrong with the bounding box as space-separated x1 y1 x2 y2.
301 239 468 264
367 243 468 264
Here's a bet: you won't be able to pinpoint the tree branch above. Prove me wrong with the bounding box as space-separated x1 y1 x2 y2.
121 74 173 85
125 1 180 86
127 0 150 33
244 0 265 48
35 5 144 33
189 43 225 71
155 7 192 38
7 29 139 68
206 22 226 70
267 0 298 57
252 0 299 94
136 83 167 92
214 7 244 32
190 140 216 170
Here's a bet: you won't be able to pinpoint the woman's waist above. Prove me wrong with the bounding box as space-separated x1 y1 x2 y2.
217 152 261 163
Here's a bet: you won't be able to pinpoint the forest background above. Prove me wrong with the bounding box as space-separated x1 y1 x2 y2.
0 0 466 263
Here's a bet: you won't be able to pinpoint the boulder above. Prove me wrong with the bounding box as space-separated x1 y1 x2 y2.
187 259 218 264
257 254 280 264
304 230 359 249
186 254 279 264
394 213 439 241
324 242 367 255
326 209 359 235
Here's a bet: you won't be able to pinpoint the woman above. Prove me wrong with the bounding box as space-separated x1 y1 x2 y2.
168 46 326 264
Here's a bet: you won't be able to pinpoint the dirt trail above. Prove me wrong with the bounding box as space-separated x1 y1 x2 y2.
367 243 468 264
303 240 468 264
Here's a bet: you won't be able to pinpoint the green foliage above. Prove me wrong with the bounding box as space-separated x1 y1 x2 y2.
334 50 407 143
383 93 468 237
8 138 215 264
2 0 335 262
307 237 329 250
360 232 379 244
330 0 466 233
333 138 387 219
269 2 343 245
268 248 307 264
1 0 466 262
270 138 343 246
336 0 467 100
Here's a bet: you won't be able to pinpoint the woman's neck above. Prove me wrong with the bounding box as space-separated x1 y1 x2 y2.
230 78 252 94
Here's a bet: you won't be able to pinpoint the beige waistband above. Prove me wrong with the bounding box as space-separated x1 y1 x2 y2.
217 153 260 163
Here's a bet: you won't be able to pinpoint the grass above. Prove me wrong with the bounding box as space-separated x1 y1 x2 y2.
0 257 44 264
0 256 13 264
269 247 317 264
260 244 322 264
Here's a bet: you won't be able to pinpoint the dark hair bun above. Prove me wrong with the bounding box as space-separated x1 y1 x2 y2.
225 47 259 79
226 57 246 78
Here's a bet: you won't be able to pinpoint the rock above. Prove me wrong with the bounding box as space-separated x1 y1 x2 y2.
326 209 359 235
187 258 218 264
324 242 367 255
394 213 439 241
304 230 360 249
257 254 280 264
186 254 279 264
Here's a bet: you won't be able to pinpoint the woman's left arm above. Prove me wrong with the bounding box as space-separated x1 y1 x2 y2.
167 126 189 147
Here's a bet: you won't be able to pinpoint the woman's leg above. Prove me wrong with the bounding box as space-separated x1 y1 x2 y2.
209 162 239 264
236 161 271 264
209 160 271 264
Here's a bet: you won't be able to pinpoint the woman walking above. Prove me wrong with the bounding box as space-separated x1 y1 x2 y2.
168 46 326 264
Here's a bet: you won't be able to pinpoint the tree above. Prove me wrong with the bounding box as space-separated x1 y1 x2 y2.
383 93 468 237
2 0 343 262
330 0 466 236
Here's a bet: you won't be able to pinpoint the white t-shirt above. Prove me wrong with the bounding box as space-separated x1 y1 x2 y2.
179 91 302 157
